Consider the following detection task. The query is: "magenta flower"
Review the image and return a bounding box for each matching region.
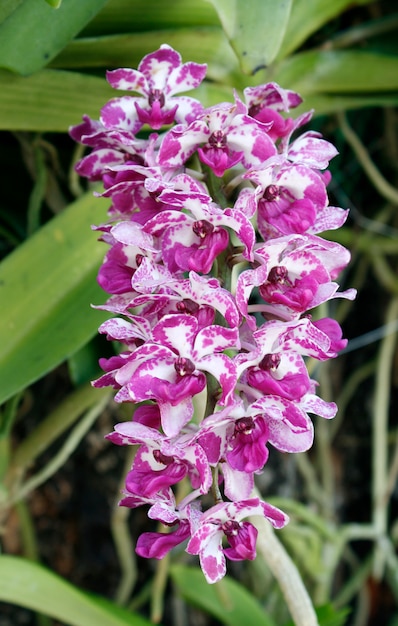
[144,208,230,274]
[101,44,207,131]
[159,96,276,176]
[245,351,312,401]
[136,519,192,559]
[107,421,212,495]
[95,220,160,295]
[279,111,339,170]
[126,266,240,329]
[108,314,238,436]
[186,498,287,583]
[69,115,148,181]
[143,196,255,273]
[136,499,202,559]
[99,167,210,224]
[198,401,270,475]
[244,82,302,140]
[235,234,356,325]
[199,392,321,471]
[243,161,328,237]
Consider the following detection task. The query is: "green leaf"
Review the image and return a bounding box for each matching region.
[45,0,62,6]
[171,565,276,626]
[294,93,398,117]
[278,525,323,580]
[50,29,239,84]
[0,0,24,24]
[272,50,398,95]
[0,69,117,132]
[207,0,293,73]
[0,191,110,406]
[283,603,351,626]
[67,337,108,386]
[0,0,109,75]
[278,0,376,59]
[81,0,220,36]
[0,555,153,626]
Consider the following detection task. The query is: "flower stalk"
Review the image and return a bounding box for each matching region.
[253,511,320,626]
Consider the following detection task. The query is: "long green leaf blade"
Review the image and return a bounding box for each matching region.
[51,28,239,81]
[0,0,108,74]
[50,30,239,85]
[0,0,24,24]
[273,50,398,94]
[171,565,276,626]
[0,555,153,626]
[0,191,109,405]
[82,0,219,36]
[0,69,116,131]
[293,93,398,116]
[208,0,292,73]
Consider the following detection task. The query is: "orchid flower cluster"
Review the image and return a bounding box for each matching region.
[70,45,355,584]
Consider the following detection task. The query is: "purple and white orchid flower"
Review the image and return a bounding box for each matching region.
[69,44,355,584]
[101,44,207,131]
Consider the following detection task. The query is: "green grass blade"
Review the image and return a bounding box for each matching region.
[0,555,153,626]
[0,0,108,74]
[0,0,24,24]
[0,69,116,131]
[171,564,277,626]
[0,191,109,405]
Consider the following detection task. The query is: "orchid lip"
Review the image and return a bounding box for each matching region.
[267,266,289,284]
[234,416,255,435]
[192,219,215,238]
[174,357,196,377]
[221,520,241,536]
[208,130,227,148]
[259,353,281,371]
[153,450,174,465]
[148,89,166,107]
[263,184,279,201]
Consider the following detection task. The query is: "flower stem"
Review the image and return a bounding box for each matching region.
[7,393,109,506]
[112,446,137,606]
[372,296,398,578]
[337,112,398,206]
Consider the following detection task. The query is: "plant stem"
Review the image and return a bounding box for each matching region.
[372,296,398,579]
[251,488,319,626]
[151,547,170,623]
[9,384,110,474]
[337,112,398,206]
[7,393,109,506]
[27,138,47,236]
[112,446,137,606]
[0,391,23,481]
